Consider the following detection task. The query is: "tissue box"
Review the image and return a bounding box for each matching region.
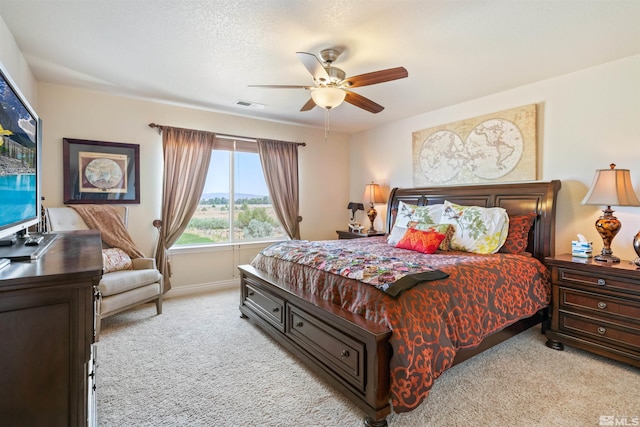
[572,241,593,258]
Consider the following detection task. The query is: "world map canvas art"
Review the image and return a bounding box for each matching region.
[412,104,537,186]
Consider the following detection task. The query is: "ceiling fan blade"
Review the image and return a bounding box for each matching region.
[296,52,329,81]
[248,84,311,89]
[300,98,316,111]
[342,67,408,88]
[344,90,384,114]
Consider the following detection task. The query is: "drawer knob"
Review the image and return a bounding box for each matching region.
[272,307,280,313]
[597,302,607,310]
[248,291,255,296]
[597,327,606,335]
[340,349,350,359]
[597,278,606,286]
[295,321,304,328]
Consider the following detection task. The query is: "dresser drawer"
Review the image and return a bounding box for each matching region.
[559,311,640,350]
[287,305,366,391]
[243,278,285,332]
[559,287,640,322]
[557,268,640,295]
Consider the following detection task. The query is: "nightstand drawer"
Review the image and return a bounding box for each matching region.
[557,268,639,294]
[560,287,640,322]
[559,312,640,350]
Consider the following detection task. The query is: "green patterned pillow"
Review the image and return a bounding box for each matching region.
[387,201,444,246]
[393,201,443,228]
[438,201,509,254]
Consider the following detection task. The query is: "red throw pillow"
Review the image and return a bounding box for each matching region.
[396,227,447,254]
[499,213,537,254]
[416,224,454,251]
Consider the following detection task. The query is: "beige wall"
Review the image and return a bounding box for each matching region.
[35,84,350,293]
[350,54,640,262]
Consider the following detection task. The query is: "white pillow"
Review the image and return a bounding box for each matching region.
[438,201,509,254]
[387,202,444,245]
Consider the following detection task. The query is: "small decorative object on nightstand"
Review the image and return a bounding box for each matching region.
[347,202,365,233]
[348,223,364,233]
[545,254,640,367]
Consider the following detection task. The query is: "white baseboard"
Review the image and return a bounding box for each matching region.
[165,278,240,298]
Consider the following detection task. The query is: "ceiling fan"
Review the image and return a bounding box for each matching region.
[249,48,408,113]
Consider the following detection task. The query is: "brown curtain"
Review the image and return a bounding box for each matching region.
[155,127,216,291]
[257,139,301,240]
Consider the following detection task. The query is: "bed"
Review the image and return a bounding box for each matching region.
[238,180,561,426]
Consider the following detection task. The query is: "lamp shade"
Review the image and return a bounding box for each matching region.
[311,87,346,109]
[581,164,640,207]
[362,182,384,205]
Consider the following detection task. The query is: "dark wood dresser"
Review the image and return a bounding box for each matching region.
[545,254,639,367]
[0,230,103,426]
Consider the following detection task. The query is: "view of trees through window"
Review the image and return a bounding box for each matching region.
[175,149,286,246]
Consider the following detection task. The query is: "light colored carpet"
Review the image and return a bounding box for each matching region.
[97,288,638,427]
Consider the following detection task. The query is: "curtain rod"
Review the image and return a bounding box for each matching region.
[148,123,306,147]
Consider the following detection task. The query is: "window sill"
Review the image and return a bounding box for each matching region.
[169,238,286,255]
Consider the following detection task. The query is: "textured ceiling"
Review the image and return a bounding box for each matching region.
[0,0,639,133]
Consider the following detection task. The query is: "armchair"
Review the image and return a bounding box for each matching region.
[45,206,163,338]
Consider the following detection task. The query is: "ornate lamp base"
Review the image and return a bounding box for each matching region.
[367,206,378,233]
[594,253,621,263]
[594,207,621,263]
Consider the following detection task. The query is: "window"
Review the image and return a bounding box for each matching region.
[174,142,286,246]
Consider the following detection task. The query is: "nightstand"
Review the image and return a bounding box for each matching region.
[336,230,386,239]
[545,254,640,367]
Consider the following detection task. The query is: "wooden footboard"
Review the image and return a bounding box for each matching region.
[239,264,392,425]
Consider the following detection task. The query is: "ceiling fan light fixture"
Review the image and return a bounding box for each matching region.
[311,87,346,109]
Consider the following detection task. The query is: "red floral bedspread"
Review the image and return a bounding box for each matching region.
[251,237,551,413]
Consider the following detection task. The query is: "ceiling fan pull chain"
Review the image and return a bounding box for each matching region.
[324,108,331,143]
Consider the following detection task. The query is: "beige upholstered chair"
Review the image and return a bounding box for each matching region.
[46,206,163,338]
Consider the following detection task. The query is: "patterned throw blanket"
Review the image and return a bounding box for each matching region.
[71,205,145,258]
[260,240,448,296]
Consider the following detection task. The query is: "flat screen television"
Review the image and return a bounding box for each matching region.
[0,61,42,242]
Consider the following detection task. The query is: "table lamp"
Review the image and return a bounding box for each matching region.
[581,164,640,263]
[362,182,384,234]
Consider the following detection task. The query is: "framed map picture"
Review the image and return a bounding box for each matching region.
[63,138,140,204]
[412,104,537,186]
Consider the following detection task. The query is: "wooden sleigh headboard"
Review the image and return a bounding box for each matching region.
[386,180,562,263]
